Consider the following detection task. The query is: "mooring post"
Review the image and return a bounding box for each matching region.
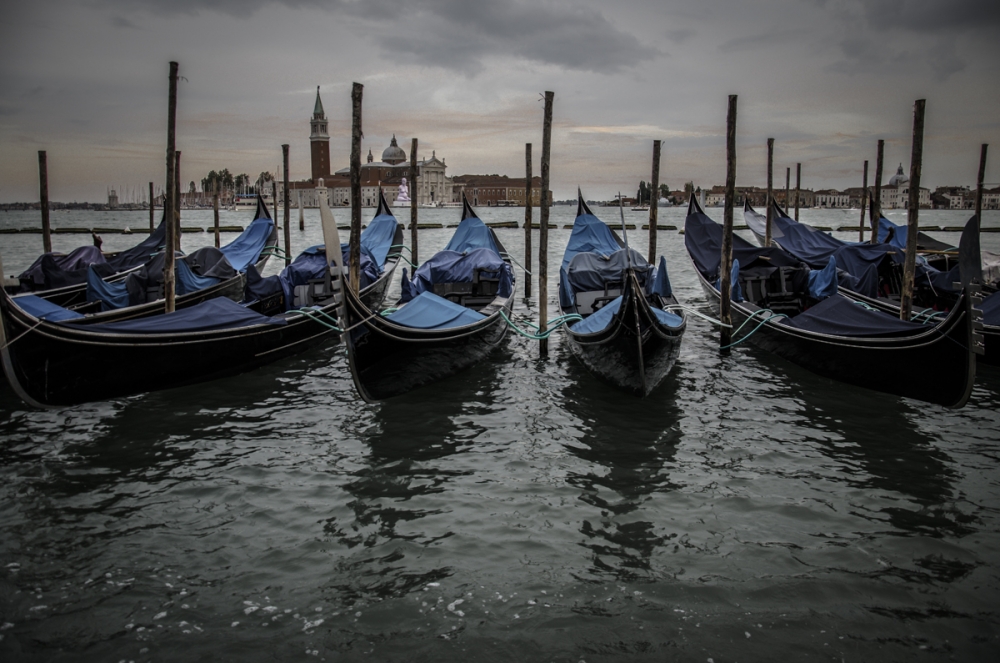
[784,167,790,213]
[649,140,661,261]
[174,151,181,252]
[271,179,278,253]
[524,143,533,298]
[149,181,155,232]
[765,138,774,246]
[538,91,554,357]
[213,183,220,248]
[282,144,291,267]
[976,144,988,228]
[349,82,363,295]
[794,162,801,221]
[720,95,738,353]
[409,137,418,265]
[298,190,305,231]
[899,99,926,321]
[859,160,869,242]
[37,151,51,254]
[872,139,884,244]
[163,62,178,313]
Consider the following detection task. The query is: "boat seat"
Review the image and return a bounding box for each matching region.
[764,266,805,315]
[432,268,501,308]
[293,278,336,308]
[146,284,164,304]
[575,281,623,315]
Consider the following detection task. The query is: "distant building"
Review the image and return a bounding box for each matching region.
[879,164,930,209]
[107,189,119,209]
[451,175,551,207]
[814,189,849,208]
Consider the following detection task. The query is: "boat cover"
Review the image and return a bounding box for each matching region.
[384,291,487,330]
[219,215,275,272]
[17,246,108,290]
[243,263,284,302]
[443,217,502,256]
[651,256,672,298]
[685,209,802,282]
[807,256,839,300]
[105,216,168,271]
[713,259,744,302]
[565,248,651,302]
[86,266,130,311]
[979,289,1000,326]
[400,248,513,303]
[779,295,930,337]
[361,213,399,266]
[570,295,683,335]
[77,297,286,335]
[559,212,623,307]
[11,294,85,322]
[878,217,954,252]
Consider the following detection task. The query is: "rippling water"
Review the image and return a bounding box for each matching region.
[1,206,999,661]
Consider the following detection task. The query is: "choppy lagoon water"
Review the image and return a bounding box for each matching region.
[1,205,999,661]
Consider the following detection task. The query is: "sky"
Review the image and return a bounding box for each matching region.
[1,0,999,203]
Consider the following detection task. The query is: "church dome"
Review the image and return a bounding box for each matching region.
[382,135,407,165]
[888,163,909,187]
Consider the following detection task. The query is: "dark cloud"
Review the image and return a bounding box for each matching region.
[664,28,695,44]
[99,0,659,73]
[718,29,796,53]
[111,15,138,28]
[861,0,1000,32]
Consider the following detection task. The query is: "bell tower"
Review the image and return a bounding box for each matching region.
[310,86,330,182]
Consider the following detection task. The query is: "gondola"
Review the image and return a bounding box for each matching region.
[685,195,979,408]
[744,198,1000,366]
[344,195,515,402]
[559,192,686,396]
[0,194,346,408]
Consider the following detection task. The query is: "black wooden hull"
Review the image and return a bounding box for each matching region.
[565,273,685,397]
[694,270,976,408]
[344,286,512,402]
[0,290,339,408]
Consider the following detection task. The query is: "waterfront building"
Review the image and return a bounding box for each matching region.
[451,175,550,207]
[879,164,930,209]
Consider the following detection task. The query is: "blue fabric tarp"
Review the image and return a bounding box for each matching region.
[86,266,130,311]
[564,248,650,302]
[779,295,930,337]
[18,245,108,289]
[78,297,286,335]
[176,257,222,295]
[980,289,1000,326]
[570,295,682,335]
[559,213,623,307]
[384,291,487,330]
[106,216,167,271]
[400,248,514,303]
[878,217,955,252]
[651,256,672,298]
[807,256,839,300]
[713,259,744,302]
[361,213,399,266]
[444,217,502,256]
[12,295,84,322]
[220,216,274,272]
[685,209,802,282]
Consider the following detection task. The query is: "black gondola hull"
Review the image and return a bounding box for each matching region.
[695,271,975,408]
[0,292,339,407]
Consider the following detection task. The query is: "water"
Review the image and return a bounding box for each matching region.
[1,205,999,661]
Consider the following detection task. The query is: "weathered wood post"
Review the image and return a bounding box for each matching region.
[349,82,363,295]
[899,99,926,321]
[298,190,305,231]
[174,151,181,252]
[784,167,790,213]
[858,160,869,242]
[538,91,554,356]
[149,181,155,232]
[37,151,51,254]
[765,138,774,246]
[524,143,532,298]
[282,144,291,267]
[213,182,220,248]
[872,139,884,244]
[648,140,661,261]
[720,95,738,353]
[975,144,988,226]
[271,179,278,249]
[410,138,418,265]
[163,62,178,313]
[794,162,801,221]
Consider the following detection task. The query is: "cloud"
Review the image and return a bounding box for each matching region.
[111,15,138,28]
[718,29,797,53]
[860,0,1000,32]
[664,28,695,43]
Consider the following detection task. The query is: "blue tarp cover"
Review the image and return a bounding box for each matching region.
[12,295,84,322]
[384,291,487,330]
[779,295,930,337]
[877,217,954,252]
[685,209,802,282]
[400,248,514,303]
[443,216,502,256]
[570,295,683,335]
[220,215,274,272]
[807,256,839,300]
[559,213,623,307]
[176,257,222,295]
[18,246,107,288]
[79,297,286,335]
[106,217,167,271]
[361,213,398,266]
[86,266,130,311]
[651,256,672,298]
[714,259,744,302]
[564,248,651,305]
[980,290,1000,326]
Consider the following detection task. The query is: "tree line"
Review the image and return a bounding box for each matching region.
[199,170,274,194]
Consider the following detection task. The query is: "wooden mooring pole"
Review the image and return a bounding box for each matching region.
[349,82,363,295]
[410,138,418,265]
[858,160,869,242]
[648,140,661,261]
[174,151,181,252]
[524,143,532,298]
[163,61,178,314]
[872,139,884,244]
[298,190,305,231]
[538,91,554,357]
[720,95,737,353]
[899,99,926,321]
[149,182,155,232]
[282,144,291,266]
[794,162,801,221]
[213,183,220,248]
[976,144,988,226]
[784,167,790,213]
[765,138,774,246]
[37,151,51,254]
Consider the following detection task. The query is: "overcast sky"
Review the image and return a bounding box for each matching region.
[1,0,998,202]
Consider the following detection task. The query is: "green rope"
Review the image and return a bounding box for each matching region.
[500,310,582,340]
[292,307,343,332]
[262,245,290,259]
[663,304,731,328]
[720,308,788,350]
